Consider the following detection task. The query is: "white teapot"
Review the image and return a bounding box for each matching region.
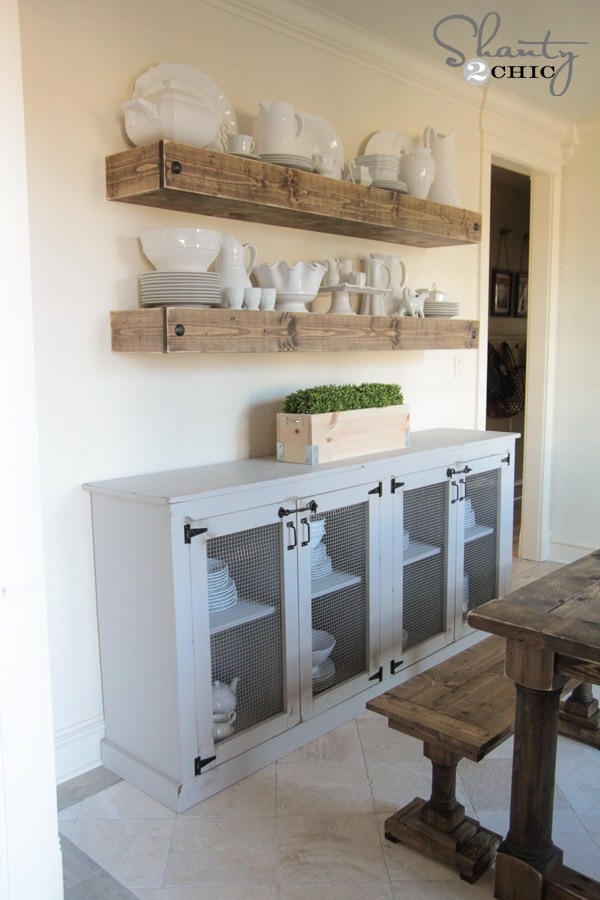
[212,677,239,715]
[214,236,257,289]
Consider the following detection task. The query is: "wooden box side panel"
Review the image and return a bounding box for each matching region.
[277,405,410,464]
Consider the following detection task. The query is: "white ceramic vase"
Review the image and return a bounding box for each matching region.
[399,148,436,200]
[423,127,460,207]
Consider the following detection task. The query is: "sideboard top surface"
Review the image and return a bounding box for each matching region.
[84,428,518,505]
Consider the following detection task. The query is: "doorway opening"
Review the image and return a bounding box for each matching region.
[486,166,531,554]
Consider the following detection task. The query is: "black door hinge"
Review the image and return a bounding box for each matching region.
[391,479,404,494]
[502,452,511,465]
[390,659,403,675]
[194,754,216,776]
[368,666,384,683]
[368,483,383,497]
[184,525,208,544]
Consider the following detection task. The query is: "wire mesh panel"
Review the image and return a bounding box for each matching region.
[207,523,283,734]
[463,470,499,618]
[403,482,447,650]
[310,503,367,695]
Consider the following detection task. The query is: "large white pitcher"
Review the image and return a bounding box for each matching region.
[214,235,257,289]
[423,127,460,207]
[371,253,407,313]
[257,101,304,155]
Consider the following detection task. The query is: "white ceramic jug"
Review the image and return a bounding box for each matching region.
[371,253,407,313]
[212,677,239,715]
[423,127,460,207]
[257,101,304,155]
[214,236,257,289]
[399,147,436,200]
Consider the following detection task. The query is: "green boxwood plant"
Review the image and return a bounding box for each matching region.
[283,382,404,415]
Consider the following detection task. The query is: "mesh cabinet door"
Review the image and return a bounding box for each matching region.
[460,466,501,625]
[189,503,301,765]
[297,483,381,717]
[400,476,451,661]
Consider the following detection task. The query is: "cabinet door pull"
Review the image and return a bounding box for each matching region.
[451,481,460,504]
[286,521,297,550]
[300,517,311,547]
[459,478,467,501]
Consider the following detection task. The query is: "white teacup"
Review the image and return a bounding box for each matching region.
[347,160,373,186]
[259,288,277,310]
[227,133,256,155]
[349,272,367,288]
[223,286,244,309]
[213,710,236,742]
[243,287,261,309]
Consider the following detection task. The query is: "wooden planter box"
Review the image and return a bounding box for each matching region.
[276,405,410,465]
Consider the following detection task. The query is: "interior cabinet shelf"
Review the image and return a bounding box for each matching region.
[209,599,275,635]
[311,570,361,600]
[106,141,482,248]
[110,307,479,353]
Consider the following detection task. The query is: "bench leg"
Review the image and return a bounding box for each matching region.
[384,742,502,884]
[559,681,600,749]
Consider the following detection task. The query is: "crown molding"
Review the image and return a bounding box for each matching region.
[576,120,600,142]
[201,0,576,165]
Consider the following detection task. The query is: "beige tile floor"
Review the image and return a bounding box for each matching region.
[58,558,600,899]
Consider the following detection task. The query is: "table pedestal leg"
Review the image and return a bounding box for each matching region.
[495,684,564,899]
[384,743,501,883]
[559,681,600,749]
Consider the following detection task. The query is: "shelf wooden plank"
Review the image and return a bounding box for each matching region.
[106,141,482,248]
[110,308,479,354]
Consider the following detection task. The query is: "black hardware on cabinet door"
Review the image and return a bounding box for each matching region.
[450,481,460,504]
[184,525,208,543]
[459,478,466,501]
[194,754,216,776]
[278,500,318,518]
[446,465,472,477]
[300,517,311,547]
[368,483,383,497]
[368,666,384,683]
[286,521,297,550]
[391,479,405,493]
[502,452,512,465]
[390,659,403,675]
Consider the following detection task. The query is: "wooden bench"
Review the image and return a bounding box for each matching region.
[367,636,577,884]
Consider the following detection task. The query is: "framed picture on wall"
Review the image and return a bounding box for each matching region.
[490,269,512,316]
[514,272,528,317]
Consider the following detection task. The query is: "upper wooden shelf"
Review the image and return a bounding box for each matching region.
[106,141,482,248]
[110,307,479,354]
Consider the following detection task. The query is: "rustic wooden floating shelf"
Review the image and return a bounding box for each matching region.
[110,307,479,354]
[106,141,482,248]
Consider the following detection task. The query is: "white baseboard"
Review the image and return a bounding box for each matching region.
[54,715,104,784]
[547,540,595,565]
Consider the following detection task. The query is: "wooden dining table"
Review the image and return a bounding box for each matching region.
[468,549,600,900]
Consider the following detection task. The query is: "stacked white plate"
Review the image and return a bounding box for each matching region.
[139,272,222,307]
[371,179,408,193]
[464,498,476,529]
[312,657,335,687]
[207,558,238,612]
[311,541,333,579]
[424,300,460,318]
[260,153,314,172]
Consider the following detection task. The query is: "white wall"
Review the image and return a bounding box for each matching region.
[0,0,63,895]
[550,127,600,561]
[16,0,592,779]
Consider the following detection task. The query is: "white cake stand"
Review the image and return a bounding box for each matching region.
[318,283,392,315]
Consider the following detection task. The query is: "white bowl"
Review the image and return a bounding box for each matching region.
[254,261,325,312]
[140,228,222,272]
[312,629,336,666]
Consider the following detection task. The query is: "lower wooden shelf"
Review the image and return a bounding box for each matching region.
[110,308,480,354]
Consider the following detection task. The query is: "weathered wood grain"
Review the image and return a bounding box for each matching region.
[110,307,479,354]
[106,141,482,247]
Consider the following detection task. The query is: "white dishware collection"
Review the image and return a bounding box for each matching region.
[122,63,460,203]
[126,63,462,313]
